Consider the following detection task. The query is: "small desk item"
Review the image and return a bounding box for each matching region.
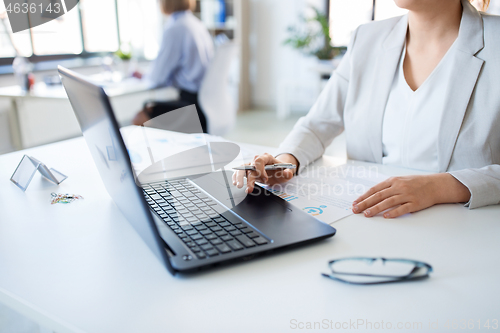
[321,257,433,285]
[50,193,84,205]
[232,163,296,171]
[10,155,67,191]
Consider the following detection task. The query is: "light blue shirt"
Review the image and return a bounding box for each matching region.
[144,11,214,93]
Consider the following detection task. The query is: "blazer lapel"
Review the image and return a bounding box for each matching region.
[437,0,485,172]
[367,15,408,163]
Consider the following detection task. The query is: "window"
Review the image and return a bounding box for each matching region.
[116,0,162,60]
[80,0,119,53]
[0,2,32,58]
[328,0,372,47]
[328,0,408,47]
[30,7,83,55]
[0,0,161,65]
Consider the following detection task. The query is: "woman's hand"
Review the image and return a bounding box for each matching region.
[132,71,143,79]
[232,153,298,194]
[352,173,471,218]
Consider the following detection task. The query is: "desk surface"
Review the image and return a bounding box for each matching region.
[1,132,499,333]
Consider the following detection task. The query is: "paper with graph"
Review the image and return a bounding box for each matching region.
[262,164,389,224]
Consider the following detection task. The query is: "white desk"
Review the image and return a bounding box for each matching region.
[1,131,499,333]
[0,80,177,150]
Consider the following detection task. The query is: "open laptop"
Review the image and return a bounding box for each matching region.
[58,66,336,274]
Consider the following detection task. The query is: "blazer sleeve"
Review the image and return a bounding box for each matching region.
[448,165,500,209]
[275,28,359,173]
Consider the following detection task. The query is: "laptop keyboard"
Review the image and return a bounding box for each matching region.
[142,179,269,259]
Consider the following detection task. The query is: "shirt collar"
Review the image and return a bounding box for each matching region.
[455,0,484,55]
[171,10,190,20]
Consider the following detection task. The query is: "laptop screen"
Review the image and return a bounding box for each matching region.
[58,66,171,271]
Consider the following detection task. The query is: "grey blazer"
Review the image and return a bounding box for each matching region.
[277,0,500,209]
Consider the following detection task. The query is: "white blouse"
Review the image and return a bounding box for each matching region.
[382,41,457,172]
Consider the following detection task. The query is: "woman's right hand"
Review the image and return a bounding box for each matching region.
[132,71,143,79]
[232,153,298,194]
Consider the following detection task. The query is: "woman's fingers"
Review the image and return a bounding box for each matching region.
[353,175,436,218]
[246,154,277,193]
[246,170,264,193]
[353,187,394,214]
[267,168,294,184]
[383,203,413,219]
[362,195,404,217]
[253,154,274,181]
[354,178,393,205]
[233,170,246,188]
[233,160,255,188]
[232,153,295,194]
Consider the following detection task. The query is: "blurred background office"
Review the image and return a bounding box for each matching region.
[0,0,499,155]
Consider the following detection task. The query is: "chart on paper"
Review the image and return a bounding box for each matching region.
[262,164,389,224]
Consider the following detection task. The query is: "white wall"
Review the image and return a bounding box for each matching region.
[248,0,325,112]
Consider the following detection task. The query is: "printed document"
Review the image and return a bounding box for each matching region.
[262,164,389,224]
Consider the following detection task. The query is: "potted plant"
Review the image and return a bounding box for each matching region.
[284,7,345,62]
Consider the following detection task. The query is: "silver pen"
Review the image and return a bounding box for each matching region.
[232,163,296,171]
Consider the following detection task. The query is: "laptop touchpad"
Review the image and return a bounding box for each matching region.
[192,172,289,219]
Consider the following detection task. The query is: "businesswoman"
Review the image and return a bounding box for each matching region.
[132,0,214,133]
[235,0,500,218]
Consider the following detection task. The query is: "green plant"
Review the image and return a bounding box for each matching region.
[284,7,343,60]
[115,48,132,61]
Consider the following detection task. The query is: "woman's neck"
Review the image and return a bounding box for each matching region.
[407,1,462,47]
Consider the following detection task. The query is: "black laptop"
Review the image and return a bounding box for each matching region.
[58,66,336,274]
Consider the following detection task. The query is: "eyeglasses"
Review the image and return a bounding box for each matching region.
[322,257,433,285]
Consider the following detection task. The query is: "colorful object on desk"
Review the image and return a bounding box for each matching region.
[50,193,84,205]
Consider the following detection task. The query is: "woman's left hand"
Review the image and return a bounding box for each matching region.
[352,173,471,219]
